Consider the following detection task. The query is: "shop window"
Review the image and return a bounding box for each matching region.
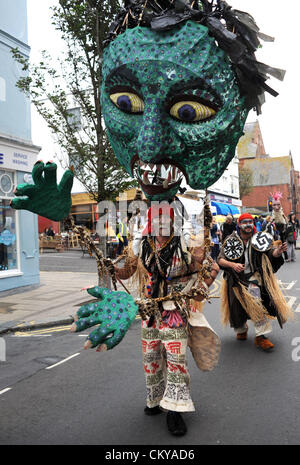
[0,171,18,272]
[0,172,14,197]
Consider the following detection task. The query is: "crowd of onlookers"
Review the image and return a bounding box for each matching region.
[42,209,299,263]
[210,212,299,263]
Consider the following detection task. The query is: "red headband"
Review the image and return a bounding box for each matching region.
[238,213,254,224]
[142,205,175,236]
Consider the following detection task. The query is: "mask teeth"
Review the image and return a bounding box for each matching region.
[162,179,169,189]
[135,159,183,186]
[143,171,150,185]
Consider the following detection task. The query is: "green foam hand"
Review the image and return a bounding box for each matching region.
[70,286,139,351]
[10,161,74,221]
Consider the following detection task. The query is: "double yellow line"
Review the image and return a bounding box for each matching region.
[14,325,72,337]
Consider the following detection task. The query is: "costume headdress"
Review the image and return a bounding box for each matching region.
[104,0,285,114]
[271,191,283,202]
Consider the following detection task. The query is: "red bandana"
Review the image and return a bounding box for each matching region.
[142,205,175,236]
[238,213,254,224]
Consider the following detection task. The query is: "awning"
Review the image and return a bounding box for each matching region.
[228,204,240,215]
[211,201,231,215]
[211,201,240,216]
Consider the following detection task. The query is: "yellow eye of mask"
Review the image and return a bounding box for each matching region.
[110,92,144,114]
[170,100,216,122]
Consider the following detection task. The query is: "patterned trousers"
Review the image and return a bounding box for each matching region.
[141,317,195,412]
[235,318,272,336]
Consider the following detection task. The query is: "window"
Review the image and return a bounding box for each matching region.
[230,176,238,195]
[0,171,18,272]
[0,77,6,102]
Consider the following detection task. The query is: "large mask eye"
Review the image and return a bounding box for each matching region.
[170,100,216,122]
[110,92,144,114]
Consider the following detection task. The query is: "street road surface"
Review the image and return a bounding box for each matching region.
[1,253,300,445]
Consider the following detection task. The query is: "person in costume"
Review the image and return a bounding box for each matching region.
[218,213,293,350]
[9,0,286,436]
[271,191,288,260]
[113,203,220,435]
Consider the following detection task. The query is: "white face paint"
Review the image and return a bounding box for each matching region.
[239,220,254,233]
[272,201,281,212]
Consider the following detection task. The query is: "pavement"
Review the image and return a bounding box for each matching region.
[0,271,99,335]
[0,247,137,336]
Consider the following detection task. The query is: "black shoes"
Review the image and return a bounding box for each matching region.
[144,405,163,416]
[144,406,188,436]
[166,411,187,436]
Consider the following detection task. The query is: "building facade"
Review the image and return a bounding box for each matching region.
[180,152,241,217]
[0,0,40,292]
[208,155,241,215]
[237,121,300,216]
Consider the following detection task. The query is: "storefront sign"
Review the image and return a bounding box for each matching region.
[0,142,38,173]
[209,193,242,207]
[0,229,16,246]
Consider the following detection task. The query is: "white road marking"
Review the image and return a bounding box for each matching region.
[285,296,297,309]
[279,280,297,290]
[45,353,80,370]
[11,334,52,338]
[0,387,12,395]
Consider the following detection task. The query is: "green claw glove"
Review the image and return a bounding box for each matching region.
[71,287,139,351]
[10,161,74,221]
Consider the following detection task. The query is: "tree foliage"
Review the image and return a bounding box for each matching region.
[12,0,137,203]
[239,165,254,198]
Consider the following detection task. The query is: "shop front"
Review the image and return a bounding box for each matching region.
[70,193,98,232]
[209,193,241,217]
[0,136,40,292]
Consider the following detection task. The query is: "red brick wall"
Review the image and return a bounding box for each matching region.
[38,216,60,234]
[241,184,293,216]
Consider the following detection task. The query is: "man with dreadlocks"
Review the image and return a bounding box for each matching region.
[114,203,220,436]
[218,213,293,350]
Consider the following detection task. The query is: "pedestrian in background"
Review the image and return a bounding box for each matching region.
[210,217,221,261]
[116,216,129,256]
[221,214,236,243]
[45,226,55,238]
[255,216,263,232]
[286,213,297,262]
[264,215,276,238]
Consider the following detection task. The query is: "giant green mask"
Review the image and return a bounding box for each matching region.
[101,21,248,200]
